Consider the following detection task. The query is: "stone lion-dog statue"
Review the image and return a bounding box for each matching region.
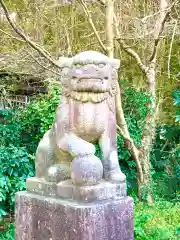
[35,51,126,186]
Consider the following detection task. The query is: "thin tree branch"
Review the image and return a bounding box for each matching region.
[0,28,25,42]
[149,13,170,62]
[149,0,178,62]
[114,11,148,74]
[116,38,148,74]
[116,125,143,183]
[168,19,177,78]
[97,0,148,74]
[78,0,107,53]
[141,3,178,23]
[0,0,61,69]
[105,0,114,58]
[25,50,62,77]
[97,0,105,5]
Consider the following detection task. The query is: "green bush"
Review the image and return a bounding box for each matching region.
[151,125,180,200]
[0,223,15,240]
[0,146,34,214]
[0,84,60,214]
[0,84,60,152]
[117,80,152,194]
[173,89,180,122]
[150,89,180,200]
[134,201,180,240]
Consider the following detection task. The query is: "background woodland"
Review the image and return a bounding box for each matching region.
[0,0,179,239]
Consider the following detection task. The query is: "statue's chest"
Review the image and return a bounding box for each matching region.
[69,101,108,139]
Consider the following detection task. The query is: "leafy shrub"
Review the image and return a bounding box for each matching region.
[0,146,34,214]
[0,223,15,240]
[173,89,180,122]
[117,80,152,193]
[134,201,180,240]
[0,84,60,152]
[0,84,60,214]
[151,125,180,200]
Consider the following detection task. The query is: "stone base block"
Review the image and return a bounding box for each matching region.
[26,177,127,202]
[16,191,134,240]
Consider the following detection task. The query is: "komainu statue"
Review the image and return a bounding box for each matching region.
[35,51,126,185]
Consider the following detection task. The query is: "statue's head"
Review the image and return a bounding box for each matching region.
[58,51,120,103]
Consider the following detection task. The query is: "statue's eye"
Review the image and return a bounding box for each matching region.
[99,64,105,68]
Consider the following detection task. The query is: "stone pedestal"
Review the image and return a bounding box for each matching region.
[16,178,134,240]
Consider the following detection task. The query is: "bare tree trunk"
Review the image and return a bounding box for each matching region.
[138,0,169,203]
[140,71,155,203]
[105,0,144,195]
[105,0,114,58]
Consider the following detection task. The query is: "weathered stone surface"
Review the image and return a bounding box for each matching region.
[35,129,56,178]
[26,177,57,197]
[45,163,71,182]
[26,177,127,202]
[66,133,96,156]
[71,154,103,186]
[35,50,125,184]
[16,192,134,240]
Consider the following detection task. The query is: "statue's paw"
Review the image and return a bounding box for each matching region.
[45,163,70,183]
[105,169,126,183]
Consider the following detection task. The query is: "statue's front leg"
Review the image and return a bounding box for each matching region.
[99,118,126,183]
[35,129,56,179]
[46,133,103,185]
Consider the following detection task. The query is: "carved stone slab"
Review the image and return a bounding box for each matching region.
[26,177,127,202]
[16,192,134,240]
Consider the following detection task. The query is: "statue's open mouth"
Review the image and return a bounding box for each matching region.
[75,89,107,93]
[72,78,109,94]
[70,91,108,103]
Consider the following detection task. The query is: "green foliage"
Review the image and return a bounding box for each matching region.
[17,84,60,152]
[0,84,60,214]
[173,89,180,122]
[0,109,15,118]
[121,83,152,146]
[116,80,152,193]
[151,125,180,200]
[0,146,34,214]
[150,89,180,200]
[0,223,15,240]
[134,201,180,240]
[0,84,60,152]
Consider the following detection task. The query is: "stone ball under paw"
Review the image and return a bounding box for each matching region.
[71,154,103,186]
[45,164,70,183]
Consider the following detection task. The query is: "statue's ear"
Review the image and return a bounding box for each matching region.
[109,59,120,70]
[56,57,73,81]
[61,67,70,77]
[56,57,73,68]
